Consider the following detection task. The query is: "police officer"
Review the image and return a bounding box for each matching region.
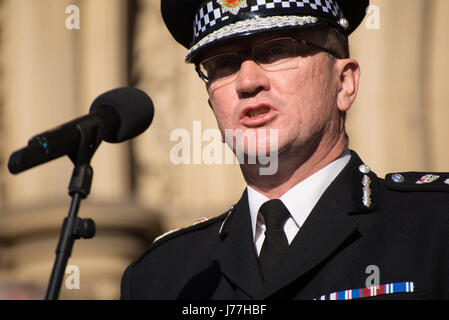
[121,0,449,300]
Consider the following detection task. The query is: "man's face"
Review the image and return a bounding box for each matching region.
[206,28,344,162]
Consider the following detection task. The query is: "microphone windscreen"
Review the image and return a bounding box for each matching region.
[89,87,154,143]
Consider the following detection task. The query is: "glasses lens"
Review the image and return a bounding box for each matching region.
[200,53,240,82]
[195,38,334,83]
[295,39,321,56]
[253,38,296,68]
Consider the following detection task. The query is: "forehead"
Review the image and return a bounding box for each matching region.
[194,26,328,61]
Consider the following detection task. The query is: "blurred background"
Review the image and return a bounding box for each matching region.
[0,0,447,299]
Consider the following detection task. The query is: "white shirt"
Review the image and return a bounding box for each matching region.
[247,150,351,256]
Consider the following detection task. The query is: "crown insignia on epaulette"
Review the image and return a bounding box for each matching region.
[416,174,439,184]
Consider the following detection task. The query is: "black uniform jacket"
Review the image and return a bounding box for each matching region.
[121,151,449,300]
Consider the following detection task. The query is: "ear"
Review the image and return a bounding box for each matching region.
[336,58,360,112]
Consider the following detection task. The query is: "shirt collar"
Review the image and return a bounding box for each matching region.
[247,150,352,238]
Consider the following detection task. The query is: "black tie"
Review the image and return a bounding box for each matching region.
[258,199,290,279]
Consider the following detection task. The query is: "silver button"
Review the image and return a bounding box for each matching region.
[359,164,371,174]
[339,18,349,29]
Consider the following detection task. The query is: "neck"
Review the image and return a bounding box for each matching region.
[241,133,349,199]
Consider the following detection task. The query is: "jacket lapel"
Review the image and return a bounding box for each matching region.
[258,191,358,298]
[212,151,378,299]
[258,151,378,299]
[212,191,265,298]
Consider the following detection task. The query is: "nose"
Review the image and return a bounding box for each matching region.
[235,59,270,97]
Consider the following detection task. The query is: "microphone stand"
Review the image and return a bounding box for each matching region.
[45,121,102,300]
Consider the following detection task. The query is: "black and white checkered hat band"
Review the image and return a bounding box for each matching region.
[188,0,345,61]
[194,0,342,40]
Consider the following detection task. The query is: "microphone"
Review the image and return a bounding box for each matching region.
[8,87,154,174]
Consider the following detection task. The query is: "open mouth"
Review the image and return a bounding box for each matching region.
[239,103,277,127]
[247,106,271,118]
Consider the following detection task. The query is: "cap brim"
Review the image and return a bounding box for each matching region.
[186,15,326,62]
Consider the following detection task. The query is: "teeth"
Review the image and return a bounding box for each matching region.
[248,106,270,118]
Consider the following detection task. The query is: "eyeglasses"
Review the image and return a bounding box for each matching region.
[195,37,341,84]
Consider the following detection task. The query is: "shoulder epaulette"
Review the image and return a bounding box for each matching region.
[152,215,223,245]
[132,209,232,263]
[145,206,235,249]
[385,172,449,192]
[152,216,220,244]
[152,216,221,243]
